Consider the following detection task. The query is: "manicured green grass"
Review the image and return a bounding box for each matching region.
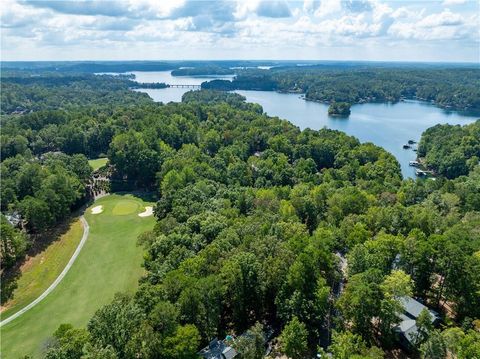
[112,200,141,215]
[1,220,84,320]
[88,157,108,171]
[1,194,155,359]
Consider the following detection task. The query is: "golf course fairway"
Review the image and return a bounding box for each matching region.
[1,194,155,359]
[1,219,84,320]
[88,157,108,171]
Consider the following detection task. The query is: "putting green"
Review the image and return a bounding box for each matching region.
[1,194,155,359]
[112,200,140,215]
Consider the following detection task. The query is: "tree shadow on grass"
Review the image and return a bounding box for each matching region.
[1,268,20,305]
[0,216,80,306]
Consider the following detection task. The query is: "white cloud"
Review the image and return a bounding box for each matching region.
[234,0,291,19]
[126,0,186,18]
[419,9,464,27]
[303,0,320,13]
[388,9,475,41]
[442,0,467,6]
[1,0,478,62]
[256,1,291,18]
[370,0,393,22]
[391,6,422,20]
[0,0,45,28]
[313,0,342,18]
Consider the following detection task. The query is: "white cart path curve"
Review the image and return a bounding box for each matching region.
[1,216,90,327]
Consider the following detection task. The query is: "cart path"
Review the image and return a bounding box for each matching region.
[1,216,90,327]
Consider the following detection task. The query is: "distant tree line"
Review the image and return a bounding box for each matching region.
[171,66,234,76]
[1,60,276,74]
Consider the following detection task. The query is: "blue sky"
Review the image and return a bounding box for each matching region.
[1,0,479,62]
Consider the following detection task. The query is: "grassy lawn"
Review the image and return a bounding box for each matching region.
[1,194,155,359]
[88,157,108,171]
[1,219,84,320]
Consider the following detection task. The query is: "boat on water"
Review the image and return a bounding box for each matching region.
[409,161,420,167]
[416,169,428,177]
[408,140,417,145]
[403,144,411,149]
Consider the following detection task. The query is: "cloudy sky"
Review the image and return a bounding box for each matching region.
[1,0,479,62]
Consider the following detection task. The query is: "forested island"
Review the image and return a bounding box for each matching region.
[1,70,480,359]
[132,82,168,89]
[328,102,351,117]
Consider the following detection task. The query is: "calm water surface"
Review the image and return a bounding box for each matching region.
[130,71,234,103]
[126,71,479,178]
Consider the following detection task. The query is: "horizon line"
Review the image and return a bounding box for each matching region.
[2,59,479,65]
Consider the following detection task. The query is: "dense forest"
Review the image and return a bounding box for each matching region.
[0,153,91,273]
[1,71,479,359]
[418,121,480,179]
[45,90,480,358]
[201,67,480,112]
[0,72,154,114]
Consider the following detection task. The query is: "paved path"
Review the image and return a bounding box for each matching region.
[0,216,90,327]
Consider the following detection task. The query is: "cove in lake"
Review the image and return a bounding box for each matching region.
[124,71,478,179]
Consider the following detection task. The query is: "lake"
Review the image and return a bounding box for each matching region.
[130,71,234,103]
[125,71,479,178]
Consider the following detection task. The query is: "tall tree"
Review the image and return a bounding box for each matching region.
[278,317,308,359]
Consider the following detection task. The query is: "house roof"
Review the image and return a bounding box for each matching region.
[397,314,418,342]
[398,325,418,344]
[396,297,440,346]
[399,297,439,322]
[5,213,22,226]
[198,339,238,359]
[398,314,415,329]
[222,347,238,359]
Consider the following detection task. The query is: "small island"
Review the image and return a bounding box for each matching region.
[328,102,351,117]
[131,82,168,89]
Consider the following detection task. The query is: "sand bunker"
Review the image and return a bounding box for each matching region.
[138,206,153,217]
[91,205,103,214]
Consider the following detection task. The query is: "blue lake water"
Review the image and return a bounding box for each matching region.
[122,71,479,178]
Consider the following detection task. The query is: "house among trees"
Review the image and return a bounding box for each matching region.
[395,297,440,349]
[198,338,238,359]
[5,212,22,227]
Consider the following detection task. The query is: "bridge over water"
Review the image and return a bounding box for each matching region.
[167,84,201,88]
